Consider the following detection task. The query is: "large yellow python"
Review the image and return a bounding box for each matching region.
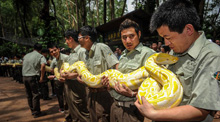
[137,53,183,109]
[55,53,183,109]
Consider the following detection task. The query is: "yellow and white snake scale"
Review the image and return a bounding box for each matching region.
[55,53,183,109]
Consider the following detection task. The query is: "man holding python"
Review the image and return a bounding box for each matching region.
[103,19,155,122]
[134,0,220,121]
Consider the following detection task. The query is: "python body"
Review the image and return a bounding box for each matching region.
[55,53,183,109]
[138,53,183,109]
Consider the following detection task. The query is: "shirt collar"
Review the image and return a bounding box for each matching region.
[70,45,81,53]
[89,42,96,58]
[122,42,143,55]
[173,31,206,59]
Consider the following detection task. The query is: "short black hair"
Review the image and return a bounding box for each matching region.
[64,29,79,42]
[79,25,97,42]
[119,19,140,36]
[34,43,42,51]
[47,43,59,49]
[150,0,201,33]
[41,48,49,54]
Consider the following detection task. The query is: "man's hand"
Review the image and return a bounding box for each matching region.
[48,75,55,80]
[39,77,44,83]
[134,96,156,118]
[58,77,66,82]
[77,75,85,84]
[101,76,111,89]
[114,81,137,97]
[61,71,78,79]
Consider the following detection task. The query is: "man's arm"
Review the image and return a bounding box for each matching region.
[135,96,209,121]
[39,63,46,83]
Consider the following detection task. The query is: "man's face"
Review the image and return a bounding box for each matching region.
[49,47,60,59]
[216,40,220,46]
[151,43,158,51]
[65,37,74,48]
[121,27,140,51]
[157,25,192,53]
[78,33,86,48]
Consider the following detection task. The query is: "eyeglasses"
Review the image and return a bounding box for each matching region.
[78,36,91,40]
[78,36,85,39]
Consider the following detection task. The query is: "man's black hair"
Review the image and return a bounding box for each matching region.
[34,43,42,51]
[150,0,201,33]
[79,25,97,42]
[47,43,59,49]
[41,48,49,54]
[64,29,79,43]
[119,19,140,36]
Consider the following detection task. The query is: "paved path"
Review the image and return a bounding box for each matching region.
[0,77,220,122]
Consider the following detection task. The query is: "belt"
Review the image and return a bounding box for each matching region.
[89,88,107,93]
[115,100,135,108]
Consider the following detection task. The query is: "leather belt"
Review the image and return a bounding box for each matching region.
[115,100,134,108]
[89,88,107,93]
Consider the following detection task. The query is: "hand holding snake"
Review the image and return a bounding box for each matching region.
[55,53,183,109]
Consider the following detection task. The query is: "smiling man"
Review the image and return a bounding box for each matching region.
[134,0,220,122]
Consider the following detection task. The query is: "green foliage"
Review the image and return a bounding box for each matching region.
[0,42,28,57]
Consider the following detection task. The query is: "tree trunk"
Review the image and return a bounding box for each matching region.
[0,4,5,37]
[16,1,28,38]
[121,0,127,16]
[103,0,107,24]
[96,0,100,26]
[75,0,79,30]
[65,0,71,26]
[110,0,115,20]
[81,0,86,26]
[192,0,205,26]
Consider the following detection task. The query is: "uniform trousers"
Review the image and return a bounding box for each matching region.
[64,79,90,122]
[88,89,113,122]
[23,76,41,114]
[54,80,64,109]
[110,101,144,122]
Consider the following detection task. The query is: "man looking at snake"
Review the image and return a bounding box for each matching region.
[77,25,119,122]
[60,29,90,122]
[134,0,220,121]
[102,19,155,122]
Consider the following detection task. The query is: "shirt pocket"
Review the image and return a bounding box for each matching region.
[125,63,140,73]
[182,60,195,80]
[93,57,102,74]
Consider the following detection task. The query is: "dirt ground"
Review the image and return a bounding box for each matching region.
[0,76,220,122]
[0,77,65,122]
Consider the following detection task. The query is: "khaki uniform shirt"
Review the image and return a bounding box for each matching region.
[22,50,47,76]
[168,31,220,122]
[110,43,155,102]
[50,53,69,80]
[68,45,86,65]
[85,42,119,75]
[67,45,86,80]
[50,53,69,70]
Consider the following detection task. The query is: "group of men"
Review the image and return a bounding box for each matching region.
[22,0,220,121]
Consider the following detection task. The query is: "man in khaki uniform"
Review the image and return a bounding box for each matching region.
[135,0,220,121]
[22,43,47,118]
[77,25,119,122]
[102,19,155,122]
[61,29,90,122]
[48,44,69,113]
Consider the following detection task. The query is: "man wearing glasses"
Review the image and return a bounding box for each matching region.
[60,29,90,122]
[77,25,119,122]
